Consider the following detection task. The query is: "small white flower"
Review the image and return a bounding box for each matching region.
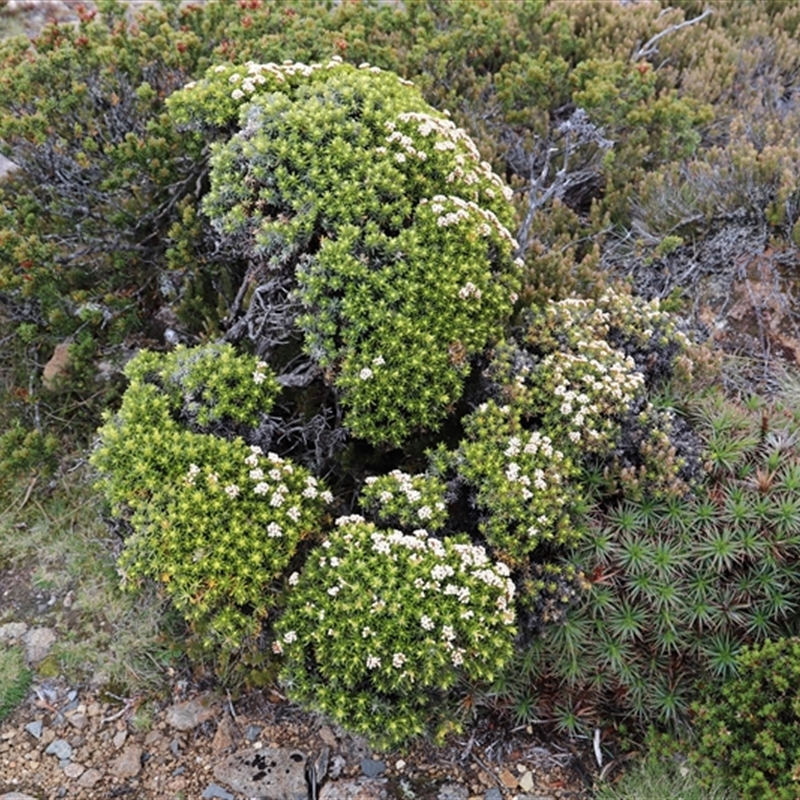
[270,493,285,507]
[287,506,301,522]
[224,484,240,498]
[288,572,300,586]
[283,630,297,643]
[302,487,319,499]
[417,505,432,520]
[272,641,284,654]
[320,490,334,504]
[253,370,266,384]
[254,482,270,495]
[420,615,435,631]
[359,367,373,381]
[372,355,385,366]
[366,655,381,669]
[392,652,407,668]
[327,586,340,597]
[267,522,283,538]
[250,468,264,481]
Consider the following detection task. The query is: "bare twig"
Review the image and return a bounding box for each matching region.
[633,8,713,62]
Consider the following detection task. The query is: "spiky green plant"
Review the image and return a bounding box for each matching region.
[496,391,800,734]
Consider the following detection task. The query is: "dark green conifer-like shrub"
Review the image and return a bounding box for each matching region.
[692,637,800,800]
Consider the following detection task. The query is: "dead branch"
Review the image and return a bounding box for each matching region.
[633,8,714,62]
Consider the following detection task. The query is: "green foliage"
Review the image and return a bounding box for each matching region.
[0,645,30,722]
[360,470,449,533]
[275,517,516,748]
[169,59,520,447]
[437,399,582,563]
[0,420,58,483]
[92,346,331,650]
[693,637,800,800]
[508,393,800,733]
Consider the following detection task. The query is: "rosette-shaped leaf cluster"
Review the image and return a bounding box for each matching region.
[275,517,516,747]
[167,59,521,447]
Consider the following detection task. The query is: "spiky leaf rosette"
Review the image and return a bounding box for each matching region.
[275,517,516,747]
[508,397,800,733]
[167,60,521,447]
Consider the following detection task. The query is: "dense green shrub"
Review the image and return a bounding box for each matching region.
[693,637,800,800]
[275,517,515,747]
[167,58,520,447]
[91,344,334,649]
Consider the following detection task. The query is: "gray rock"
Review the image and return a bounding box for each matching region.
[22,626,57,664]
[24,720,43,739]
[319,778,389,800]
[202,784,235,800]
[109,743,143,778]
[0,793,40,800]
[245,723,263,741]
[437,784,468,800]
[0,153,19,180]
[166,695,219,731]
[44,739,72,760]
[484,790,502,800]
[0,622,28,641]
[213,747,307,800]
[77,768,103,789]
[328,754,346,781]
[361,758,386,779]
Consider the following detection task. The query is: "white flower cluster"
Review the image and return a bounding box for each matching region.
[458,281,482,300]
[395,112,513,202]
[252,360,270,385]
[424,194,518,251]
[360,470,448,530]
[542,340,645,446]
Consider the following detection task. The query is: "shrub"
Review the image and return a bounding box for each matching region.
[502,393,800,733]
[275,517,516,748]
[92,345,332,650]
[167,58,521,447]
[692,637,800,800]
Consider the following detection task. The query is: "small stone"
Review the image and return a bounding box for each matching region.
[0,793,39,800]
[45,739,72,760]
[87,702,103,717]
[244,723,262,741]
[318,725,338,748]
[23,627,57,664]
[319,778,389,800]
[66,713,88,730]
[519,772,534,793]
[77,768,103,789]
[144,729,164,747]
[395,759,406,772]
[42,341,72,390]
[109,744,143,778]
[166,695,219,731]
[113,729,127,749]
[202,784,235,800]
[213,747,307,800]
[212,717,235,752]
[170,738,181,757]
[328,754,346,781]
[63,762,85,779]
[0,622,28,641]
[484,789,503,800]
[361,758,386,778]
[438,784,468,800]
[500,769,518,790]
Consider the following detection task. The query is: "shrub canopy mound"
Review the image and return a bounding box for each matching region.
[4,0,800,773]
